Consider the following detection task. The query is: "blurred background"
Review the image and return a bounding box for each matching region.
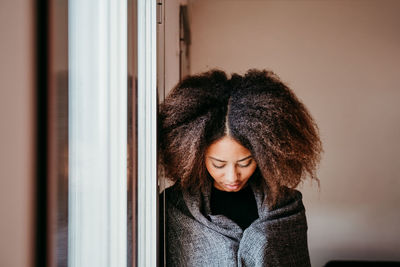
[1,1,35,267]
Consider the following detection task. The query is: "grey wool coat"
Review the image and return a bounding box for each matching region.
[160,178,311,267]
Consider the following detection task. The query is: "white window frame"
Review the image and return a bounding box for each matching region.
[137,0,158,266]
[67,0,158,266]
[68,0,128,266]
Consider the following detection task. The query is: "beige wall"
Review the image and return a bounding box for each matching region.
[0,1,35,267]
[164,0,182,97]
[189,0,400,266]
[161,0,189,99]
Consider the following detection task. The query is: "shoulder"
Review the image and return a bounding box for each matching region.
[159,183,188,211]
[160,183,182,201]
[266,188,306,220]
[279,188,304,206]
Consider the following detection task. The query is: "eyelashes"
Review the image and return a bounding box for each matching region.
[239,160,253,168]
[212,159,253,169]
[212,164,225,169]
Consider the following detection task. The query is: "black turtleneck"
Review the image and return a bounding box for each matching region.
[210,185,259,230]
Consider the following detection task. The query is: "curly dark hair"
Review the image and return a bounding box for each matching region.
[159,69,322,207]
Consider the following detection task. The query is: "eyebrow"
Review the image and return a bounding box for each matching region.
[209,155,252,163]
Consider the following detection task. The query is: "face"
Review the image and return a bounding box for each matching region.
[205,136,257,192]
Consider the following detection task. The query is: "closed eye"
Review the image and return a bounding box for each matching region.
[212,163,225,169]
[238,160,252,168]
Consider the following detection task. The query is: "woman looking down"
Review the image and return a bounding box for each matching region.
[159,69,322,267]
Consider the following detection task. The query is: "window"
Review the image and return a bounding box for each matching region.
[46,0,158,266]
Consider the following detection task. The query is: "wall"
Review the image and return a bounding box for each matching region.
[0,1,35,267]
[189,0,400,266]
[163,0,188,97]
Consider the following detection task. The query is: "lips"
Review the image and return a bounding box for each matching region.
[224,183,241,191]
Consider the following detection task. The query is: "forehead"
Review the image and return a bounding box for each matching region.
[205,136,251,160]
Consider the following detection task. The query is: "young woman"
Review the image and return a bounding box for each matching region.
[159,69,322,266]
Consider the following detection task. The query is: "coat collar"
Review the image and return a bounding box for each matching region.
[181,170,269,240]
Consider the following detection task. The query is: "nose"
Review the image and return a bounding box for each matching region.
[225,165,239,184]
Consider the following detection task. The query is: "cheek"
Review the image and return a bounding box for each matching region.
[205,161,218,179]
[206,163,227,182]
[243,164,257,179]
[205,161,212,174]
[208,168,222,180]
